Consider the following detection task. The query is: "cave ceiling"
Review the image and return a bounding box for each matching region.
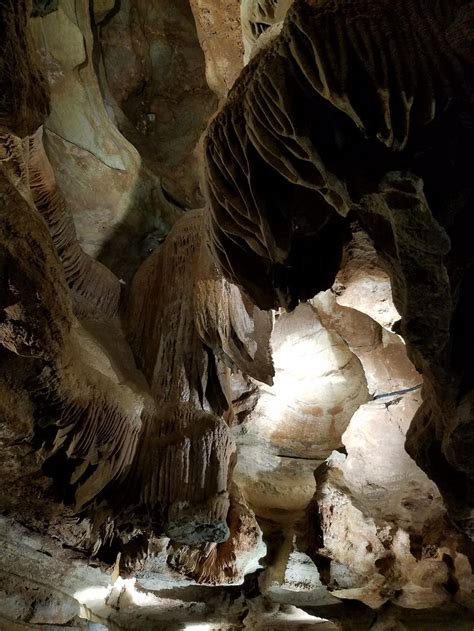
[0,1,473,629]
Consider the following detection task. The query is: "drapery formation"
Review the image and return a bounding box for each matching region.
[0,0,273,554]
[205,0,474,537]
[1,1,473,604]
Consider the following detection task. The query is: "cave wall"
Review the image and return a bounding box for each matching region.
[205,0,474,541]
[0,0,473,629]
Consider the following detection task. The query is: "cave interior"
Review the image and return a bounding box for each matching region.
[0,1,473,629]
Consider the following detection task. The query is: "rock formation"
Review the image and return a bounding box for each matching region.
[190,0,244,99]
[0,0,473,629]
[205,0,474,540]
[241,0,294,62]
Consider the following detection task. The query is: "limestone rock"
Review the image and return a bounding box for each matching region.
[243,599,339,630]
[0,168,72,360]
[204,0,474,539]
[30,1,136,171]
[313,464,473,610]
[1,129,235,548]
[0,517,243,631]
[27,128,121,319]
[313,290,421,398]
[29,0,168,281]
[128,209,273,410]
[100,0,218,207]
[234,446,322,520]
[333,227,401,332]
[358,174,473,538]
[1,0,474,626]
[189,0,244,99]
[125,210,274,543]
[259,533,339,607]
[337,393,444,533]
[245,303,368,460]
[308,389,473,611]
[233,302,368,523]
[0,135,141,545]
[167,484,266,584]
[0,1,50,137]
[241,0,294,63]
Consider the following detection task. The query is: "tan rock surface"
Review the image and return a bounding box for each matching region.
[236,303,369,461]
[189,0,244,99]
[1,1,474,628]
[100,0,218,207]
[241,0,294,62]
[313,290,421,398]
[314,464,472,610]
[333,228,401,332]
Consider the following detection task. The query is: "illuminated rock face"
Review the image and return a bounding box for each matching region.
[312,228,422,399]
[234,301,369,522]
[337,393,443,534]
[205,0,474,541]
[312,400,474,611]
[240,304,369,459]
[314,468,472,610]
[1,1,474,629]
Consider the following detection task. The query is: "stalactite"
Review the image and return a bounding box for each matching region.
[128,208,273,409]
[126,209,274,542]
[168,484,262,583]
[206,0,473,310]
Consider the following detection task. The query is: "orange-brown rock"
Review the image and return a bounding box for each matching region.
[167,484,264,583]
[128,209,273,410]
[189,0,244,99]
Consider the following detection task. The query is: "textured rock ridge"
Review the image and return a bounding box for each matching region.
[1,0,474,628]
[28,128,121,319]
[205,0,474,538]
[167,484,264,583]
[206,0,473,307]
[126,209,273,542]
[128,209,273,410]
[241,0,294,62]
[0,1,50,136]
[0,1,268,554]
[0,133,146,542]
